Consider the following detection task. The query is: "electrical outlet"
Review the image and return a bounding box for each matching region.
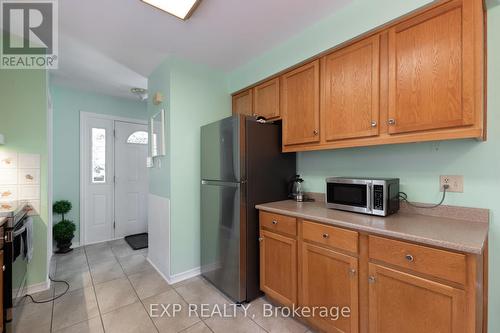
[440,175,464,193]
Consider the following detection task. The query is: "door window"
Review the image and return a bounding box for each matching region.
[126,131,148,145]
[91,128,106,183]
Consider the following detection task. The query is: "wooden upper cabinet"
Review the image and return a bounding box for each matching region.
[387,0,476,135]
[322,35,380,141]
[254,78,280,119]
[281,60,320,146]
[369,264,466,333]
[260,230,297,306]
[301,243,359,333]
[232,89,253,116]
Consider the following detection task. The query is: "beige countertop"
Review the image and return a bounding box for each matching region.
[256,200,489,254]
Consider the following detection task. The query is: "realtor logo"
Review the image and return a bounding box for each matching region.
[1,0,58,69]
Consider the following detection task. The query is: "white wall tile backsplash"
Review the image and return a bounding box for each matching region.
[19,153,40,169]
[0,151,41,212]
[19,185,40,200]
[0,151,18,169]
[0,186,18,202]
[0,169,17,185]
[18,169,40,185]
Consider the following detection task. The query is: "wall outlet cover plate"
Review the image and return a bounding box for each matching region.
[440,175,464,193]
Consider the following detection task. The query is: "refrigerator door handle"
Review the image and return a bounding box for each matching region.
[201,180,241,187]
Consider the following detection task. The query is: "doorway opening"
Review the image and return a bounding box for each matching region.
[80,112,149,246]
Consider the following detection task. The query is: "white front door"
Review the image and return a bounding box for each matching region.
[114,121,148,238]
[83,117,115,244]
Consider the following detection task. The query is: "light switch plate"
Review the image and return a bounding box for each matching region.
[440,175,464,193]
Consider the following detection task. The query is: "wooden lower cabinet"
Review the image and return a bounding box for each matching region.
[259,229,297,306]
[301,242,359,333]
[368,263,466,333]
[258,211,484,333]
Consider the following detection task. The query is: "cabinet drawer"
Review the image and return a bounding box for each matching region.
[260,211,297,237]
[368,235,467,285]
[302,220,358,253]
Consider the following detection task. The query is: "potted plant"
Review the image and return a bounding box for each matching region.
[53,200,76,253]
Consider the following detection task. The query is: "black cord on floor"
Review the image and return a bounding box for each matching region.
[399,184,449,209]
[23,276,70,303]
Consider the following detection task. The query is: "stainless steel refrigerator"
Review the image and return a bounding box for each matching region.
[200,115,296,303]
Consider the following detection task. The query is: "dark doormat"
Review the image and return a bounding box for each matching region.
[124,233,148,250]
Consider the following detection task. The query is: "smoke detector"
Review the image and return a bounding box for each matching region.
[131,87,148,101]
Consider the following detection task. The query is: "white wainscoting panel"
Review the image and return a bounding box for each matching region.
[147,194,171,280]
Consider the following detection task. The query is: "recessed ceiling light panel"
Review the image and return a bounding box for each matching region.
[141,0,201,20]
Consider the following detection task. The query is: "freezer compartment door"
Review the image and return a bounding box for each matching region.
[201,116,242,183]
[200,180,245,302]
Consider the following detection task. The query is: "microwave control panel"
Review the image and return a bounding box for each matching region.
[373,185,384,210]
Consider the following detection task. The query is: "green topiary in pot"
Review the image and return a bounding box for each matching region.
[53,200,75,253]
[53,220,76,253]
[53,200,72,221]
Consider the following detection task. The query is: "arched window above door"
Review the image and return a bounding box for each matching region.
[126,131,148,145]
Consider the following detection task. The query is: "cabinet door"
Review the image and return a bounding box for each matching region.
[281,60,320,146]
[322,35,380,141]
[387,0,475,134]
[254,78,280,119]
[301,243,359,333]
[260,230,297,305]
[368,264,465,333]
[232,89,253,116]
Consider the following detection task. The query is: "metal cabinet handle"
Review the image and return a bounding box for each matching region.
[313,130,319,136]
[2,265,4,272]
[322,233,329,239]
[368,276,376,284]
[371,121,377,127]
[349,268,357,276]
[272,220,278,225]
[405,254,414,262]
[388,119,396,125]
[258,237,264,242]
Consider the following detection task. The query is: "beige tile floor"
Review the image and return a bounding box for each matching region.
[12,239,314,333]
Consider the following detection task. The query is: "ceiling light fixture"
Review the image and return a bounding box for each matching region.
[131,87,148,101]
[141,0,201,20]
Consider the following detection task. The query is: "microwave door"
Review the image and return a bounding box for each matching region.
[327,181,372,214]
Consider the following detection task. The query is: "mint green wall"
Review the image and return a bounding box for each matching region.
[50,84,147,241]
[147,61,171,199]
[146,57,231,275]
[227,1,500,330]
[0,69,48,285]
[168,58,231,274]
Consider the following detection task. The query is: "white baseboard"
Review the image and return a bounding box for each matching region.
[16,279,51,298]
[169,266,201,284]
[27,280,51,294]
[147,257,200,285]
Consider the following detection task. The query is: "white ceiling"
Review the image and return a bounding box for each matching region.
[51,0,351,99]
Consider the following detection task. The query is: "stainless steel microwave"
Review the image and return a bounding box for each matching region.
[326,177,400,216]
